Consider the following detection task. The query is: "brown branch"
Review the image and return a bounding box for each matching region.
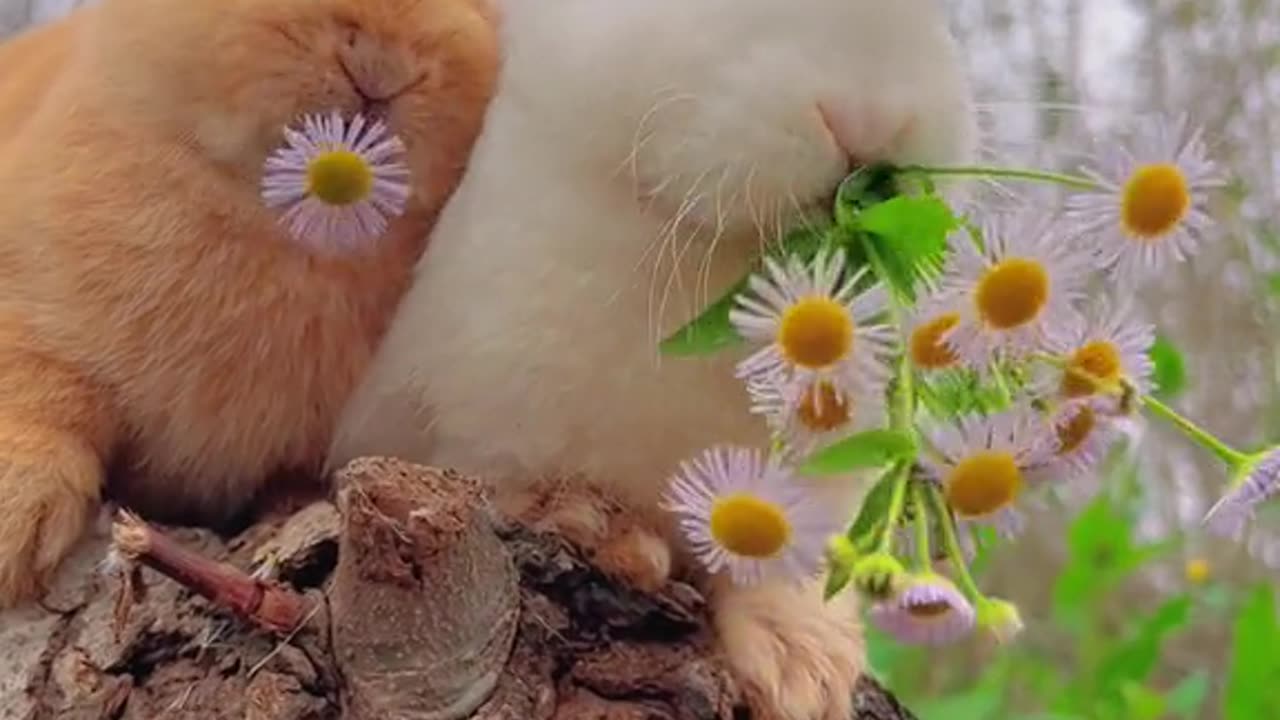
[110,509,313,636]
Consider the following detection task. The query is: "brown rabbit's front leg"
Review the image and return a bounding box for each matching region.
[0,347,112,607]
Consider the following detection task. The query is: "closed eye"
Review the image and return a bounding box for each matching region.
[266,22,309,53]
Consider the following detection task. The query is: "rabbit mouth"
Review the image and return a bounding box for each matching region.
[360,98,391,122]
[338,57,429,126]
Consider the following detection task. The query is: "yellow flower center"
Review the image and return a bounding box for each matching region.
[909,312,961,370]
[778,296,854,369]
[1184,558,1211,585]
[1061,340,1123,398]
[708,493,792,559]
[974,258,1050,330]
[1056,404,1096,455]
[796,381,852,432]
[1121,163,1191,240]
[944,450,1023,518]
[307,149,374,206]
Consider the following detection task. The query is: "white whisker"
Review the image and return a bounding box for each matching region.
[697,163,738,309]
[654,167,715,345]
[614,89,698,192]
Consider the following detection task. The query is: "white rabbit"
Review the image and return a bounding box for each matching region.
[331,1,977,717]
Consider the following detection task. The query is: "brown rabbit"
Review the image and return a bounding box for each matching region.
[0,0,499,606]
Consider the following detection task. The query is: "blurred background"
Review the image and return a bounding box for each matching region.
[3,0,1277,718]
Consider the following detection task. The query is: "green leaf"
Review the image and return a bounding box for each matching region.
[1097,594,1193,695]
[658,223,833,356]
[1224,583,1280,720]
[1119,682,1167,720]
[845,470,898,553]
[919,369,1017,422]
[1051,493,1131,628]
[660,163,945,355]
[911,679,1005,720]
[1149,334,1187,399]
[857,194,960,248]
[849,195,958,301]
[835,164,903,213]
[656,275,748,356]
[1265,271,1280,297]
[800,429,917,476]
[823,561,853,601]
[1166,670,1210,718]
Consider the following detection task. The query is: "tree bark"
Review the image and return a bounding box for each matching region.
[0,458,916,720]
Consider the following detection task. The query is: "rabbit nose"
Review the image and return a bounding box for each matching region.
[816,100,914,167]
[337,32,420,104]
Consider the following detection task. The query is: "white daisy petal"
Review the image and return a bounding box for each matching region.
[1039,295,1156,403]
[261,111,411,255]
[1064,114,1226,280]
[919,404,1055,535]
[867,573,976,646]
[730,248,895,421]
[660,445,840,587]
[1036,398,1119,483]
[746,370,884,460]
[1203,448,1280,544]
[929,209,1091,371]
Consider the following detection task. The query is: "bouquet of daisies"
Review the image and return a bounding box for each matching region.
[254,108,1275,648]
[657,114,1277,648]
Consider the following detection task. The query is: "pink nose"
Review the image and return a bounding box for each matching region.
[816,100,912,165]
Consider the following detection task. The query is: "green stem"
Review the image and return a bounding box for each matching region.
[911,482,932,571]
[1140,395,1250,469]
[900,164,1100,191]
[1032,351,1248,469]
[856,233,920,555]
[928,485,983,601]
[858,236,915,427]
[877,462,912,554]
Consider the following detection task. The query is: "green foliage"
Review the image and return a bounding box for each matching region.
[842,469,900,554]
[844,192,958,302]
[658,164,959,354]
[917,367,1018,423]
[798,429,917,476]
[658,223,832,356]
[863,463,1264,720]
[1051,488,1178,633]
[1223,584,1280,720]
[1149,334,1188,400]
[655,274,749,356]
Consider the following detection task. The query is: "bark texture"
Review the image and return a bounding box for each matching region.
[0,458,916,720]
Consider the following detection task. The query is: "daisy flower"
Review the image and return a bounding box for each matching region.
[730,249,895,414]
[661,445,839,586]
[929,210,1090,370]
[746,371,884,459]
[920,405,1056,535]
[1041,297,1155,403]
[1043,398,1117,480]
[905,304,964,373]
[261,110,411,254]
[867,572,976,646]
[1064,114,1226,279]
[1202,447,1280,543]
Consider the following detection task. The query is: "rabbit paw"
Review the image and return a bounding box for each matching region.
[712,577,866,720]
[0,435,101,607]
[498,482,672,593]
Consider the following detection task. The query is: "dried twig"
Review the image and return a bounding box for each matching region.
[110,509,313,635]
